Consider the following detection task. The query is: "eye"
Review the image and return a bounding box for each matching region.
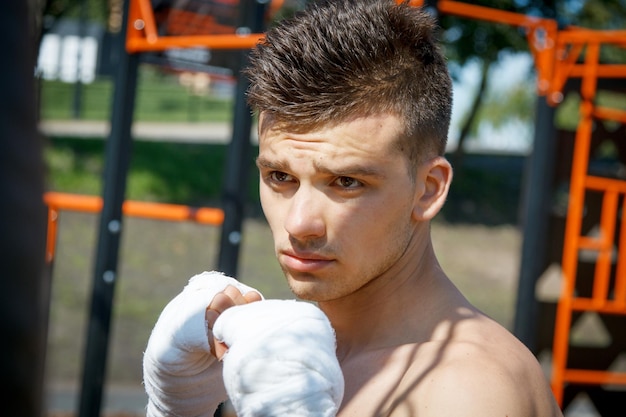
[269,171,294,183]
[334,176,362,189]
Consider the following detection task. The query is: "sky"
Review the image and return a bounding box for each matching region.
[448,52,536,154]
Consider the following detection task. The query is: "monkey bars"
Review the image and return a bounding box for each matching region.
[44,191,224,264]
[125,0,282,52]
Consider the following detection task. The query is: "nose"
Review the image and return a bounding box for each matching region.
[284,185,326,240]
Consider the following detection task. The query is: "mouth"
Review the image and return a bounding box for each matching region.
[279,250,334,273]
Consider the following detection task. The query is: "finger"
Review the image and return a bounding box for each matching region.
[244,291,262,303]
[205,286,242,356]
[208,286,243,314]
[205,308,220,330]
[223,285,247,306]
[213,338,228,360]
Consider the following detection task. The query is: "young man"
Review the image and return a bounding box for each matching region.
[144,1,563,416]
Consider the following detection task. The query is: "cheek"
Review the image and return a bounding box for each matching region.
[353,197,415,245]
[259,186,284,236]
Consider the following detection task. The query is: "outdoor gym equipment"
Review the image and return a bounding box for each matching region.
[44,0,626,415]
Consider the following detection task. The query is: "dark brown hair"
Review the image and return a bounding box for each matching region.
[245,0,453,161]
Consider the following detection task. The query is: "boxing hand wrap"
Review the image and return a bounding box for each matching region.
[213,299,344,417]
[142,271,263,417]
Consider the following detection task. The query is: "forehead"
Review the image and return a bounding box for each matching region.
[258,113,405,160]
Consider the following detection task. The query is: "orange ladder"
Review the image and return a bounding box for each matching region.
[549,29,626,407]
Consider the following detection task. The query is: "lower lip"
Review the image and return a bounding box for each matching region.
[281,253,332,273]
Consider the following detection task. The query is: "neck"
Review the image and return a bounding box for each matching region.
[318,225,455,360]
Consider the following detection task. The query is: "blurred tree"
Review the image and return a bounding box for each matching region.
[439,0,537,165]
[39,0,109,41]
[439,0,625,164]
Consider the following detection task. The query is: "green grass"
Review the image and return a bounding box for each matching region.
[44,137,261,208]
[39,66,233,122]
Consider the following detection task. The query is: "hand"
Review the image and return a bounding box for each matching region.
[205,285,262,359]
[143,271,263,417]
[212,300,345,417]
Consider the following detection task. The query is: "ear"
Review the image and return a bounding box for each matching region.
[412,156,453,221]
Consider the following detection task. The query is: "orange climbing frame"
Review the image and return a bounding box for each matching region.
[46,0,626,408]
[125,0,284,53]
[397,1,626,405]
[548,30,626,406]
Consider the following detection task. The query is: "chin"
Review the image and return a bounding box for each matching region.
[285,277,324,302]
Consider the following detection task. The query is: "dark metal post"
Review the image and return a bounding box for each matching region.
[1,1,48,416]
[513,96,556,351]
[72,0,88,119]
[216,0,268,277]
[214,4,267,413]
[78,0,139,414]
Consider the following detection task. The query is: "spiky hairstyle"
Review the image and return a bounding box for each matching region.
[246,0,453,160]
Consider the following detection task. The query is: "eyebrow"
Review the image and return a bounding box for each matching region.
[256,156,289,171]
[256,155,385,179]
[314,161,386,179]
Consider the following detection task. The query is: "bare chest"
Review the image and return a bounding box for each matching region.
[337,344,438,417]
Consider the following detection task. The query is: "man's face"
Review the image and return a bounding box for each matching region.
[256,113,421,302]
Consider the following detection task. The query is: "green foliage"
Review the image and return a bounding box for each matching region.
[441,0,530,76]
[442,0,625,158]
[44,137,261,207]
[473,76,536,133]
[555,90,626,132]
[43,0,109,26]
[39,66,233,122]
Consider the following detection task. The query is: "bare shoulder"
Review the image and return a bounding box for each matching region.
[338,313,562,417]
[399,316,563,417]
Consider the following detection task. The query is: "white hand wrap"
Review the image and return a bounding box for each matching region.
[142,271,263,417]
[213,299,344,417]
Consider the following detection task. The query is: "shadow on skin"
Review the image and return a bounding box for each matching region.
[342,306,478,417]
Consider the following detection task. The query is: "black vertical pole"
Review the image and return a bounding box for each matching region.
[514,96,556,351]
[78,0,138,415]
[216,0,268,278]
[1,1,48,416]
[214,3,267,413]
[216,71,252,278]
[72,0,87,119]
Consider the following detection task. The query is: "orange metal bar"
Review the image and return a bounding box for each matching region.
[528,22,559,97]
[551,99,595,407]
[568,64,626,79]
[127,0,145,52]
[396,0,425,6]
[564,369,626,385]
[438,0,551,28]
[46,207,59,264]
[136,0,159,42]
[44,192,224,225]
[551,305,571,405]
[558,29,626,45]
[582,43,600,101]
[594,107,626,124]
[547,42,583,103]
[578,236,608,252]
[44,192,102,213]
[592,190,618,307]
[127,33,264,53]
[615,196,626,309]
[126,0,267,53]
[585,176,626,193]
[570,299,626,315]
